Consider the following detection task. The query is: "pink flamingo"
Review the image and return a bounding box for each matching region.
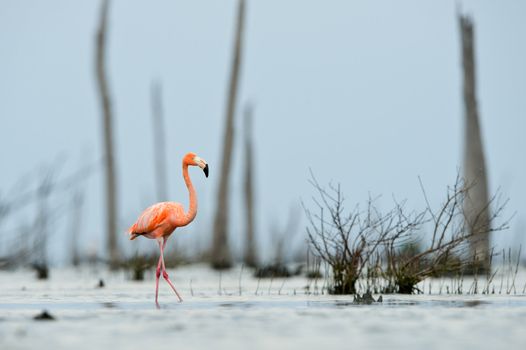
[128,152,208,307]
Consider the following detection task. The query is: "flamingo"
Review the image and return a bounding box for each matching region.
[128,152,208,307]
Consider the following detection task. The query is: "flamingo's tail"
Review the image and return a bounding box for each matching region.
[129,233,140,240]
[127,225,139,240]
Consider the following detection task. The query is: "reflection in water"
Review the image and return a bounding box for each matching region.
[101,302,116,309]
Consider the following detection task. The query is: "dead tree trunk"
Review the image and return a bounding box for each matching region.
[151,80,168,202]
[34,171,52,279]
[211,0,246,269]
[69,190,84,267]
[243,103,257,268]
[459,14,491,271]
[96,0,119,269]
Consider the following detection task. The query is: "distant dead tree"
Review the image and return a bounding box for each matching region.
[151,80,169,202]
[0,194,6,258]
[243,103,258,268]
[270,205,301,265]
[0,195,7,224]
[459,14,491,271]
[95,0,119,268]
[254,205,301,279]
[69,190,84,267]
[211,0,246,269]
[33,169,54,279]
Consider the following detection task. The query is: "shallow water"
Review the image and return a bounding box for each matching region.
[2,296,526,311]
[1,266,525,350]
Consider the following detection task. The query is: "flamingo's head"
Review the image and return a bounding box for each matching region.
[184,152,209,178]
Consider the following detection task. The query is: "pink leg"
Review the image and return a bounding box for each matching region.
[155,238,167,308]
[154,254,162,308]
[159,237,183,302]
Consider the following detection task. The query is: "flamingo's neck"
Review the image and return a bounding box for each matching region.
[182,164,197,226]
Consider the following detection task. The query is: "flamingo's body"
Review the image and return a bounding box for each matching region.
[128,152,208,307]
[128,202,187,241]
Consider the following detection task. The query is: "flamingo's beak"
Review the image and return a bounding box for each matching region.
[195,156,209,178]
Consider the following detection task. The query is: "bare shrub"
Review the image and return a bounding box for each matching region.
[304,173,410,294]
[384,175,509,294]
[305,172,510,295]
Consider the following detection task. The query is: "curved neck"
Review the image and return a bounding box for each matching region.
[182,164,197,226]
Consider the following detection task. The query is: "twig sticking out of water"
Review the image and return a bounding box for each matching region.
[218,271,222,296]
[255,276,261,296]
[499,249,506,294]
[482,250,498,294]
[508,245,521,295]
[468,269,479,294]
[278,279,286,295]
[238,264,244,296]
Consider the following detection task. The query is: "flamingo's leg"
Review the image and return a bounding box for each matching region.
[154,240,164,308]
[159,237,183,302]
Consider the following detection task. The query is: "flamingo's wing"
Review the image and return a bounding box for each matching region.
[128,202,172,239]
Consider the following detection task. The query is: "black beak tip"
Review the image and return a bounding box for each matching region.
[203,164,209,178]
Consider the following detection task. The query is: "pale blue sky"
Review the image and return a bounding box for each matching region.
[1,0,525,263]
